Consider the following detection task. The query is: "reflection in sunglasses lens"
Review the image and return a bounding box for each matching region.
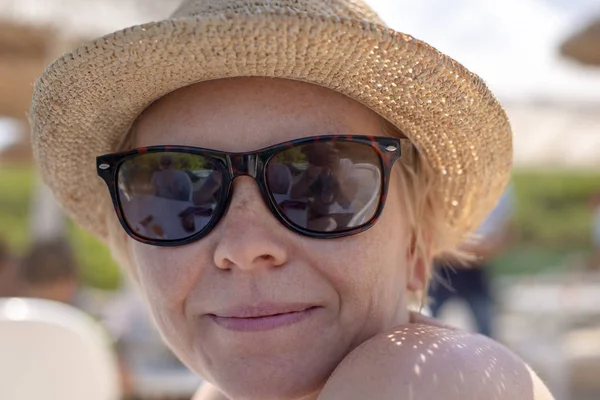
[118,141,384,241]
[267,142,382,232]
[118,152,224,240]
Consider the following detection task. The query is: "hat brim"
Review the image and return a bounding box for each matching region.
[31,12,512,241]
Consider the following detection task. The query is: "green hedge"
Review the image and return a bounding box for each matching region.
[0,166,33,252]
[513,170,599,251]
[1,165,599,288]
[489,170,600,276]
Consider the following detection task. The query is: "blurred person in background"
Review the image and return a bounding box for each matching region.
[590,190,600,271]
[428,186,514,338]
[0,238,20,298]
[19,237,80,304]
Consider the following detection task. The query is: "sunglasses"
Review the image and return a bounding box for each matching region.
[97,135,412,246]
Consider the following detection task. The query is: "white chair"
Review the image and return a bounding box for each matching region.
[348,163,381,227]
[0,298,121,400]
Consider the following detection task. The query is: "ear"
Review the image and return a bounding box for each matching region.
[407,257,426,291]
[406,232,427,292]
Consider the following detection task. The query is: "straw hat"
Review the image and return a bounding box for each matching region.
[30,0,512,242]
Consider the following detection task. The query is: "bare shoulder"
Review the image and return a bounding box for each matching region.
[319,314,554,400]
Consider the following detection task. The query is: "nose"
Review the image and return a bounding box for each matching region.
[213,178,289,271]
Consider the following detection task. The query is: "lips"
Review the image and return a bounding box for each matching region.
[211,303,316,318]
[207,303,321,332]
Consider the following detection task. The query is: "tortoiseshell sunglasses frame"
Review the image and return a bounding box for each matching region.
[97,135,412,247]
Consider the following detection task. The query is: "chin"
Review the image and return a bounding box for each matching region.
[216,372,322,400]
[203,351,342,400]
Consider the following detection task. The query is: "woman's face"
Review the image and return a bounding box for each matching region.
[125,78,423,399]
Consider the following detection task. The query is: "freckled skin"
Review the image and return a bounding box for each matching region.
[121,77,425,400]
[318,313,538,400]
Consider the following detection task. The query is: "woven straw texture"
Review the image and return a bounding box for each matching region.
[30,0,513,242]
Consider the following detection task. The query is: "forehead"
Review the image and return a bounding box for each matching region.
[133,77,385,151]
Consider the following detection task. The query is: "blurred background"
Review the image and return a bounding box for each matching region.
[0,0,599,399]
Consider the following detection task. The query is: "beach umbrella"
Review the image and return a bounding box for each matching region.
[561,17,600,67]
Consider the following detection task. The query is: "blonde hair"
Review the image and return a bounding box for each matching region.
[104,116,464,305]
[380,119,466,306]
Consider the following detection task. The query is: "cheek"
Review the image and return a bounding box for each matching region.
[129,241,203,313]
[311,184,410,325]
[364,203,409,295]
[351,172,411,286]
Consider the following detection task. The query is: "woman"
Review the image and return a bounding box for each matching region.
[590,191,600,271]
[0,238,20,298]
[18,238,80,304]
[30,0,554,398]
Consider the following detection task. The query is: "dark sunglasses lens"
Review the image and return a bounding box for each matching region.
[117,152,225,241]
[267,141,382,233]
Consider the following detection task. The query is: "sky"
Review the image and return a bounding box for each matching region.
[2,0,600,149]
[367,0,600,103]
[1,0,599,102]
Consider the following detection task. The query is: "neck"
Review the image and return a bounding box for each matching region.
[195,384,322,400]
